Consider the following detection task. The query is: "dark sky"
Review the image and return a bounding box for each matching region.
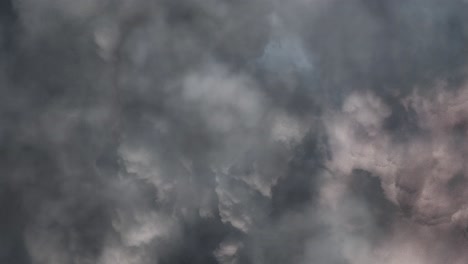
[1,0,468,263]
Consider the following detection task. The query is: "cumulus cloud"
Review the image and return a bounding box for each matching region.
[324,81,468,263]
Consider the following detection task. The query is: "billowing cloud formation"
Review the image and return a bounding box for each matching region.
[2,0,468,264]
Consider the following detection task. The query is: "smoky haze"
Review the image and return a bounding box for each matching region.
[1,0,468,263]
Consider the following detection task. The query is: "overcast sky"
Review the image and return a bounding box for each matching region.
[1,1,468,263]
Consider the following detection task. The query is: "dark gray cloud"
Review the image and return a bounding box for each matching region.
[1,0,468,263]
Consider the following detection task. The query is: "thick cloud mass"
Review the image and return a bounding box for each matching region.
[2,0,468,263]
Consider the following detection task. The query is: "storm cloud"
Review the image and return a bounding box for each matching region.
[1,0,468,263]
